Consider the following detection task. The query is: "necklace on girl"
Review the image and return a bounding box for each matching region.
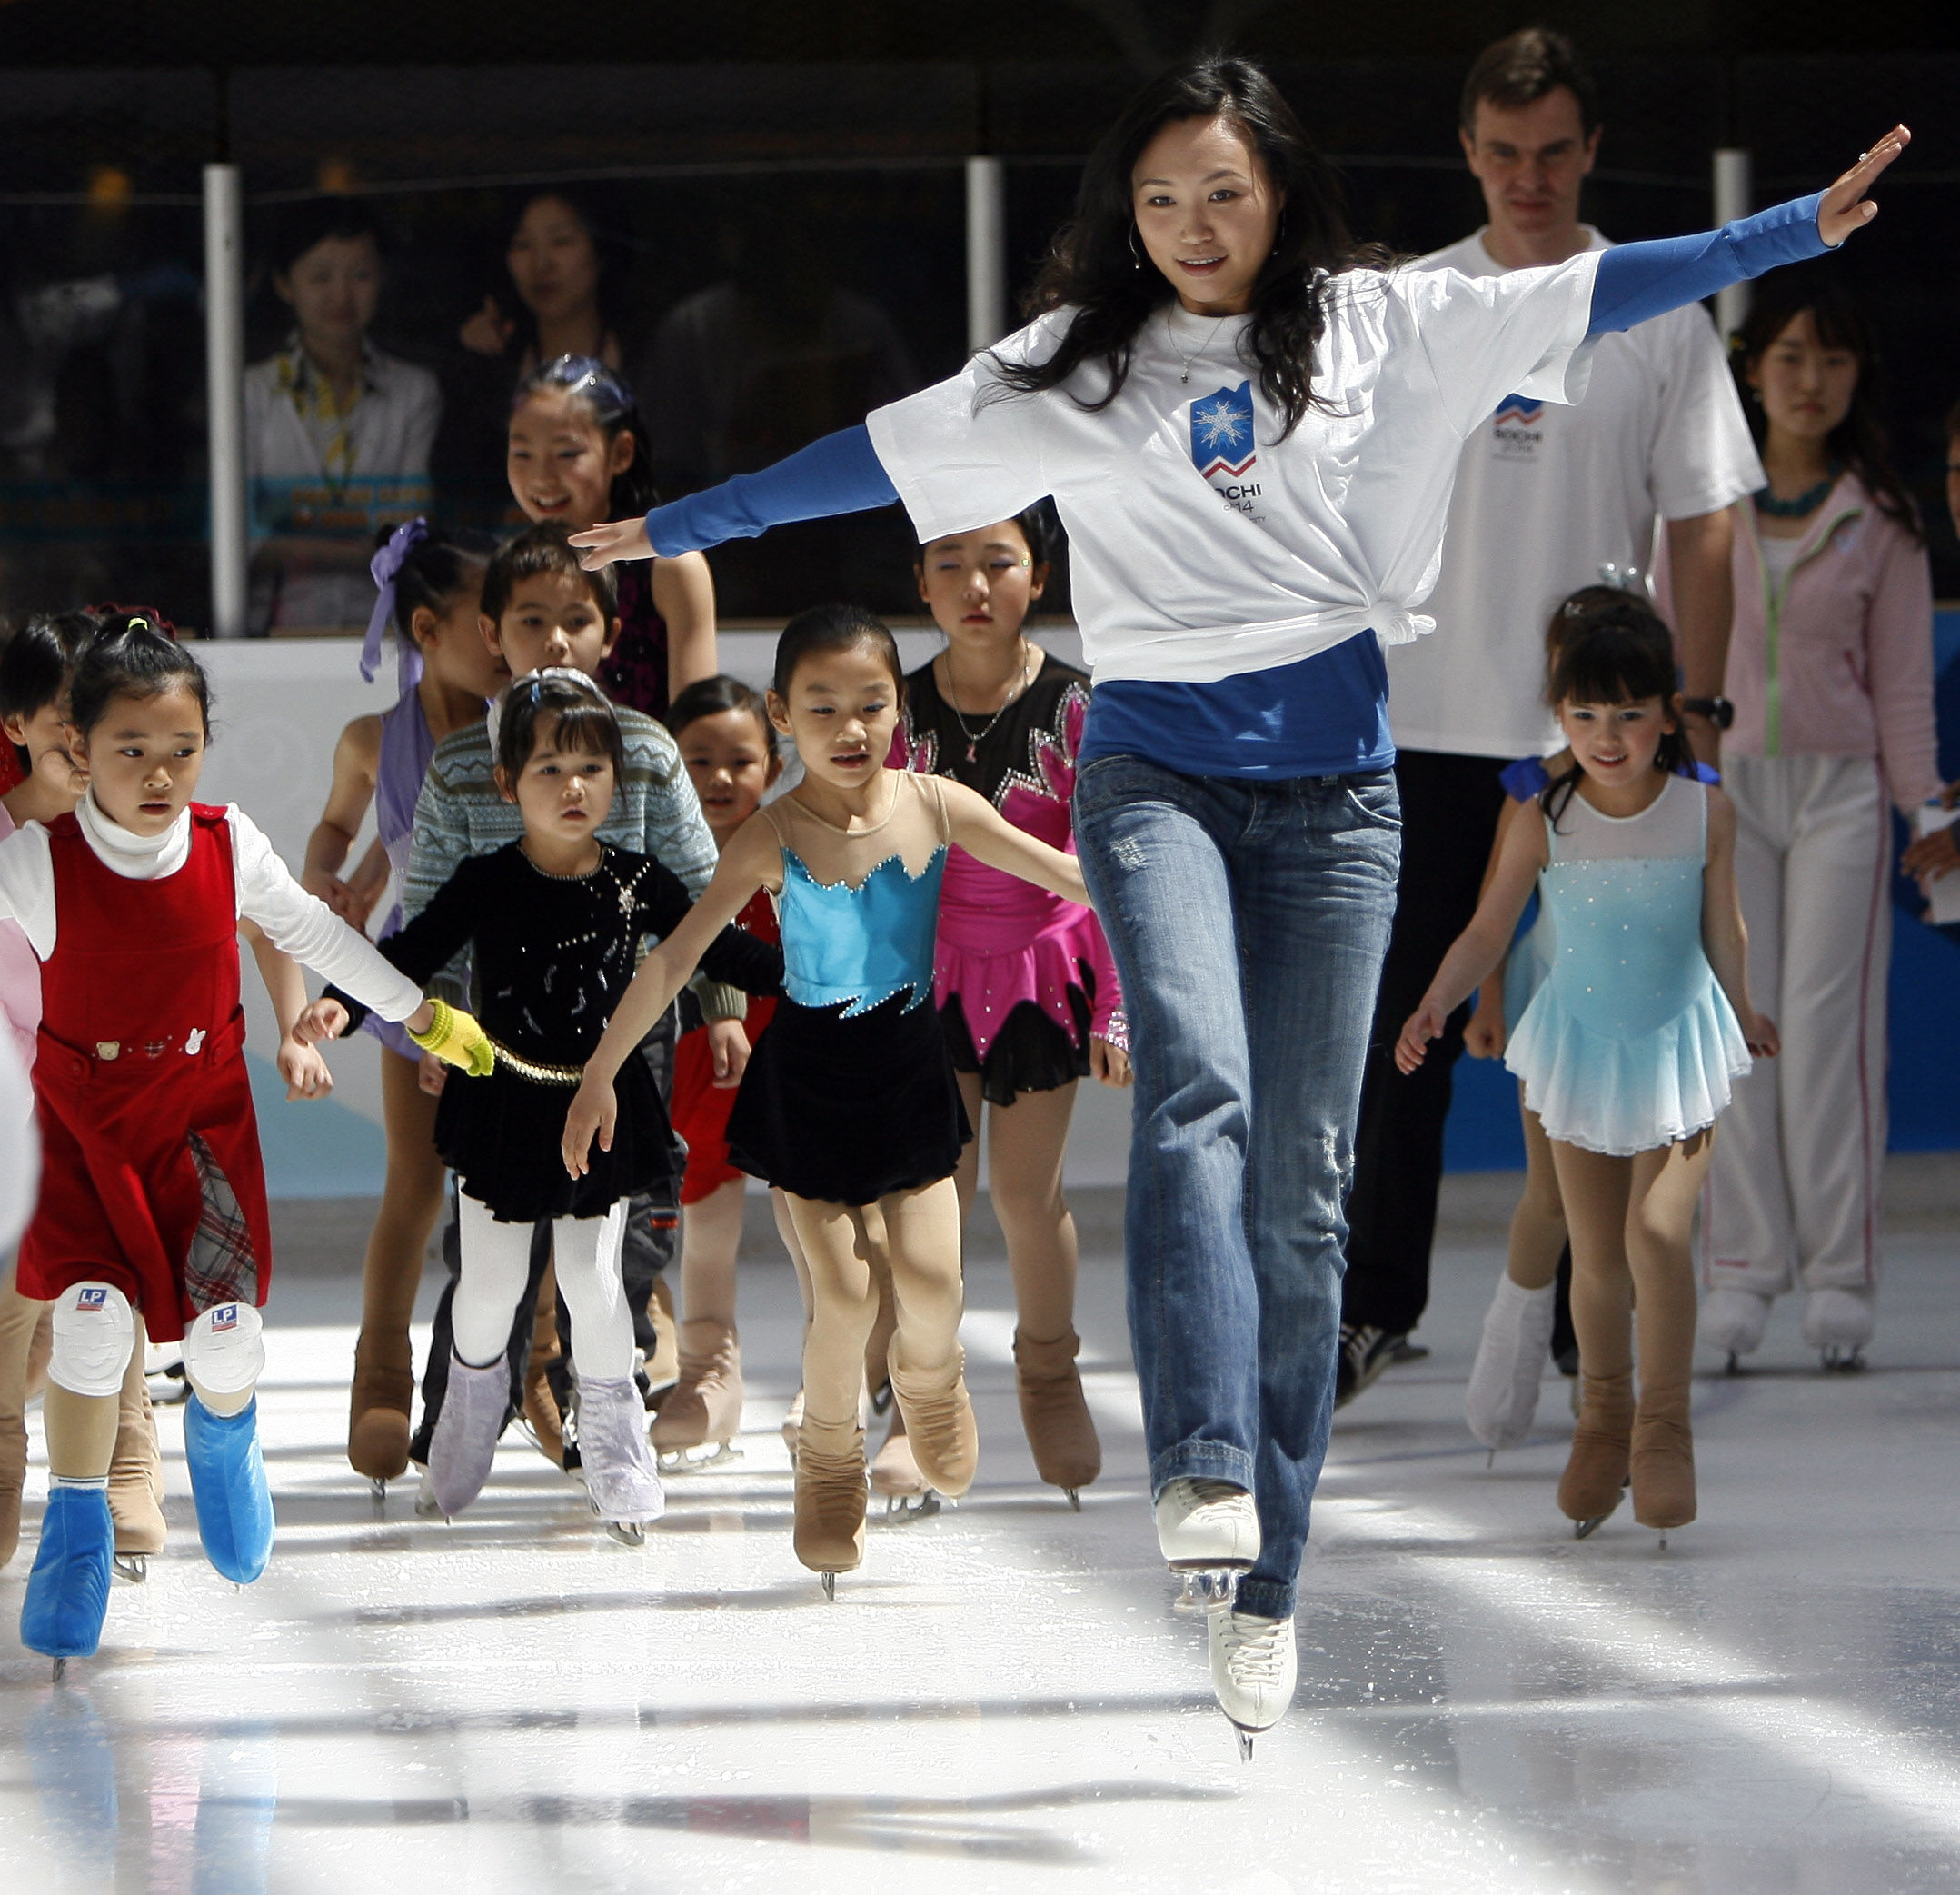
[941,642,1033,763]
[1754,462,1842,519]
[1170,311,1231,384]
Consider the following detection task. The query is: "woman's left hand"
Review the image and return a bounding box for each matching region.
[1746,1012,1781,1059]
[1817,126,1910,246]
[294,998,349,1045]
[1089,1035,1132,1088]
[1901,823,1960,884]
[568,517,653,570]
[563,1075,617,1178]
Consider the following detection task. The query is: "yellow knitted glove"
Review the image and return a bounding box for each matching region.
[408,998,494,1078]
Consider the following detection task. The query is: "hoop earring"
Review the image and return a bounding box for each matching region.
[1129,225,1144,272]
[1269,210,1287,259]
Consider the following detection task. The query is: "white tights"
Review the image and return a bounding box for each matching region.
[453,1196,635,1382]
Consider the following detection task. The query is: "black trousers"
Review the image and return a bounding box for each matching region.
[1341,750,1508,1337]
[409,1009,683,1464]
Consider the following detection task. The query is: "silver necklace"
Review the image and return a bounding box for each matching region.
[1170,310,1230,384]
[940,643,1033,763]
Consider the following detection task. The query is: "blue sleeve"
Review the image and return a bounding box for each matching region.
[643,424,900,556]
[1499,755,1550,803]
[1587,192,1830,336]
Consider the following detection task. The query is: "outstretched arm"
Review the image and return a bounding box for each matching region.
[1396,803,1547,1073]
[562,817,777,1176]
[571,426,899,568]
[940,779,1090,906]
[1587,128,1908,336]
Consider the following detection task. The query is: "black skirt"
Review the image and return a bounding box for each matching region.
[940,981,1095,1107]
[436,1050,672,1223]
[726,992,970,1206]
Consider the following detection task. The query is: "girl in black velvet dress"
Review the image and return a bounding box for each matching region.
[317,671,778,1539]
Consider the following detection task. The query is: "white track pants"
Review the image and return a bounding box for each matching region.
[1699,753,1890,1299]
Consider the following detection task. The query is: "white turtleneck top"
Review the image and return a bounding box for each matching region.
[0,793,423,1022]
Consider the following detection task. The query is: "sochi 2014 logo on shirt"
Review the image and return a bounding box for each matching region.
[76,1286,108,1312]
[1491,391,1545,461]
[1190,381,1260,511]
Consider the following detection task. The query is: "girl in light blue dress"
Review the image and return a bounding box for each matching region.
[1398,604,1777,1543]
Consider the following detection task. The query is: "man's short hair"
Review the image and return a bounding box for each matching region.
[1460,28,1600,139]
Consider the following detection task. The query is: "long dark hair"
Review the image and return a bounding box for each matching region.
[1733,272,1922,542]
[994,55,1378,435]
[1539,592,1694,827]
[512,355,658,520]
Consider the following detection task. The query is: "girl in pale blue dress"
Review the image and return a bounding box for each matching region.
[1398,606,1777,1541]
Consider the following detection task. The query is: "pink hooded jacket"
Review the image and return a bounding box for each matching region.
[1713,471,1937,814]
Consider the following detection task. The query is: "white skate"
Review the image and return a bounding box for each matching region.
[575,1375,667,1544]
[1802,1287,1873,1371]
[1157,1477,1258,1610]
[1464,1273,1557,1454]
[1698,1286,1772,1370]
[1209,1609,1297,1759]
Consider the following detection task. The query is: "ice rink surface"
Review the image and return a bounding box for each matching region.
[4,1182,1959,1894]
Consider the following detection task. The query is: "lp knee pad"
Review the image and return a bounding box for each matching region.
[181,1302,265,1401]
[48,1282,135,1398]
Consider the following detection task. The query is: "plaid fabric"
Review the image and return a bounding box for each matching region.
[184,1132,263,1312]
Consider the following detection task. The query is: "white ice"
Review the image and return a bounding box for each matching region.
[4,1174,1959,1893]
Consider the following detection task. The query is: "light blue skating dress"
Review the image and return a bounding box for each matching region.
[1505,773,1750,1156]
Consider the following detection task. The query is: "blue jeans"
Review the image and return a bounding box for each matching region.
[1073,757,1401,1621]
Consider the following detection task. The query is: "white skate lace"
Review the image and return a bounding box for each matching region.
[1184,1479,1252,1511]
[1221,1615,1291,1682]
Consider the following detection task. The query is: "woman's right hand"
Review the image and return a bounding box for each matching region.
[418,1052,448,1097]
[303,867,357,920]
[459,294,514,357]
[1396,999,1448,1074]
[569,517,654,570]
[1745,1012,1781,1060]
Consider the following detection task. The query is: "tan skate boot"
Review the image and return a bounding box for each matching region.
[889,1344,978,1501]
[1013,1326,1100,1507]
[0,1272,45,1569]
[793,1412,867,1598]
[868,1406,937,1520]
[347,1328,414,1488]
[652,1319,744,1470]
[108,1322,167,1581]
[644,1272,680,1404]
[521,1264,566,1468]
[1557,1368,1635,1539]
[1630,1380,1696,1541]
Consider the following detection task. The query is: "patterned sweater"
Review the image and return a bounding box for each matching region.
[404,704,741,1018]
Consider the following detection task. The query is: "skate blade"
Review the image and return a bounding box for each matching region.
[656,1442,744,1474]
[1065,1488,1082,1512]
[1237,1729,1255,1762]
[112,1552,147,1585]
[602,1520,646,1548]
[1820,1346,1866,1373]
[369,1478,388,1506]
[1172,1570,1242,1614]
[868,1380,893,1418]
[876,1489,940,1523]
[1725,1351,1744,1376]
[1572,1514,1611,1540]
[51,1657,67,1684]
[821,1571,837,1602]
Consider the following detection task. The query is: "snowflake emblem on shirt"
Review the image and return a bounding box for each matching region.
[1193,397,1248,454]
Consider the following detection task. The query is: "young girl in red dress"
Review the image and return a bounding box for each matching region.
[0,623,486,1669]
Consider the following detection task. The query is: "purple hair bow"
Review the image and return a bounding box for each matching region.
[362,517,431,692]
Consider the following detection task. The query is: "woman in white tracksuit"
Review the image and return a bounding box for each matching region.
[1668,274,1936,1369]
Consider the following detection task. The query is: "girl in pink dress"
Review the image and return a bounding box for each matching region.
[884,507,1130,1509]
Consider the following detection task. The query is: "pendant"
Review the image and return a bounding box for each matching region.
[1179,369,1190,384]
[965,742,978,763]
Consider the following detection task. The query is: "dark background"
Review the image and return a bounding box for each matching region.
[0,0,1955,625]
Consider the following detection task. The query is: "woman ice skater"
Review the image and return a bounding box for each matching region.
[571,55,1906,1750]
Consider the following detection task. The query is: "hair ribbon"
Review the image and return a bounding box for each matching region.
[362,517,432,692]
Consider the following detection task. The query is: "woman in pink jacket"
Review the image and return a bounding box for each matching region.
[1683,276,1935,1371]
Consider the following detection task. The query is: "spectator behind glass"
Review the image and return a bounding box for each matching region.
[244,199,441,633]
[433,190,636,508]
[634,195,919,615]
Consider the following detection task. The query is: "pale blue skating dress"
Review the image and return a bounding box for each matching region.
[1505,773,1750,1156]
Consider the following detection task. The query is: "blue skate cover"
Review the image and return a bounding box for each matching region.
[20,1485,114,1658]
[184,1395,275,1583]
